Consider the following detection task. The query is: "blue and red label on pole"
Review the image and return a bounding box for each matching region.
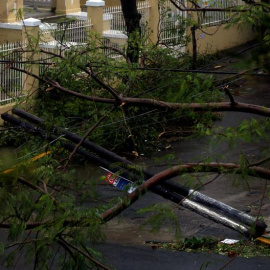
[103,169,136,194]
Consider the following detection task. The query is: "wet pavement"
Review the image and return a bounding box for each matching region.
[97,243,270,270]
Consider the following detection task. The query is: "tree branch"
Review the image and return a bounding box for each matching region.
[62,105,117,170]
[101,162,270,222]
[58,237,110,270]
[1,161,269,231]
[9,67,270,117]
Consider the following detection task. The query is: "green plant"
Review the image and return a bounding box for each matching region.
[0,151,110,269]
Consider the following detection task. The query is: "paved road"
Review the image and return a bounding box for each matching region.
[97,242,270,270]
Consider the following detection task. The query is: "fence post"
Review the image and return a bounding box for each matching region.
[56,0,81,14]
[86,0,105,36]
[0,0,23,23]
[22,18,41,98]
[185,0,198,54]
[148,0,159,44]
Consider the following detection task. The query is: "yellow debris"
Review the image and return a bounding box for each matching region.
[3,151,52,174]
[256,237,270,245]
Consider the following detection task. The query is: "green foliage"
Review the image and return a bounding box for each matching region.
[27,38,221,155]
[226,1,270,72]
[0,127,33,147]
[213,118,270,146]
[2,5,270,268]
[0,152,107,269]
[137,203,181,240]
[158,0,187,47]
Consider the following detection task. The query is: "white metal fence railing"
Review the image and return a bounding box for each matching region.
[54,20,92,43]
[201,0,247,26]
[0,42,25,105]
[46,19,93,44]
[54,19,92,43]
[104,5,125,35]
[159,0,186,45]
[39,19,92,73]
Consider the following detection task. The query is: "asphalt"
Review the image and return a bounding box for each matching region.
[96,243,270,270]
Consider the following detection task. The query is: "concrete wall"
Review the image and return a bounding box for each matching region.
[186,23,255,55]
[0,0,23,23]
[56,0,81,14]
[0,28,22,43]
[104,0,121,6]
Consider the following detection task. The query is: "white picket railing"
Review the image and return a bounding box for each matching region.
[201,0,248,26]
[39,19,92,74]
[54,19,92,43]
[0,42,25,105]
[104,0,185,46]
[40,19,92,44]
[159,0,187,45]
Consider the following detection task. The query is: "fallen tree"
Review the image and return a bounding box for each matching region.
[0,2,270,267]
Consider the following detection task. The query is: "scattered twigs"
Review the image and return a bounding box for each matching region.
[85,64,122,103]
[58,237,111,270]
[248,156,270,167]
[62,106,117,170]
[17,177,44,193]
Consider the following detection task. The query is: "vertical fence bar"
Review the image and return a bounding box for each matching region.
[201,0,246,27]
[159,0,186,46]
[0,42,25,105]
[49,19,92,44]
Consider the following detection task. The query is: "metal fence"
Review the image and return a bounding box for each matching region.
[201,0,247,26]
[39,19,92,44]
[0,42,25,105]
[0,18,92,105]
[159,0,186,45]
[39,19,92,74]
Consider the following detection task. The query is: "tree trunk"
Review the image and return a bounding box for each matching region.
[120,0,142,63]
[191,25,197,69]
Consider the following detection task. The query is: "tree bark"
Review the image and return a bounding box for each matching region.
[120,0,142,63]
[191,25,197,69]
